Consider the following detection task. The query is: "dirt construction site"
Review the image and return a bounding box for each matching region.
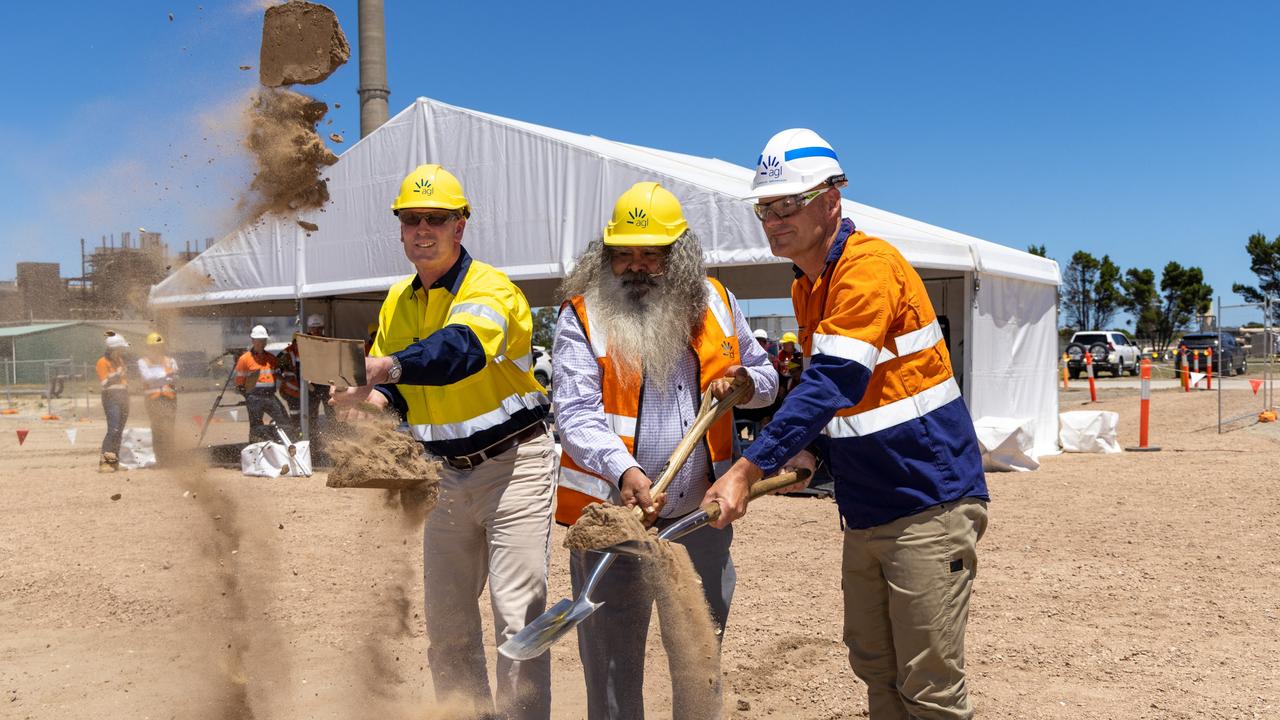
[1,376,1276,720]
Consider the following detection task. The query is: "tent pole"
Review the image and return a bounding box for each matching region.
[298,299,310,442]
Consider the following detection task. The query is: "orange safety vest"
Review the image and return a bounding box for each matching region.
[278,344,300,398]
[96,355,128,392]
[555,278,740,526]
[234,350,278,392]
[137,356,178,400]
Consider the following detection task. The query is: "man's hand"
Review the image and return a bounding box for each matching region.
[701,458,763,529]
[364,355,395,385]
[778,449,817,494]
[619,467,665,526]
[708,365,752,403]
[330,384,388,422]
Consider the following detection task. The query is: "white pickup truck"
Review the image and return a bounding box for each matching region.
[1065,331,1141,378]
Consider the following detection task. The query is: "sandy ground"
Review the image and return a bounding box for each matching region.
[2,379,1278,719]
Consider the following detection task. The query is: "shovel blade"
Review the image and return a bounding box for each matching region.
[498,596,602,661]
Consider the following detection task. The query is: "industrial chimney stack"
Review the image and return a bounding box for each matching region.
[357,0,390,138]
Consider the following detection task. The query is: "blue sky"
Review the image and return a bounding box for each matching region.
[1,2,1276,325]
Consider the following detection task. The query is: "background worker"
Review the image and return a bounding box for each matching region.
[96,332,130,473]
[553,181,777,719]
[279,313,331,428]
[776,331,801,395]
[234,325,291,442]
[705,129,989,720]
[333,164,555,720]
[136,332,178,466]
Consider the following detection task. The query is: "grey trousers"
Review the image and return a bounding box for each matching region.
[569,522,735,720]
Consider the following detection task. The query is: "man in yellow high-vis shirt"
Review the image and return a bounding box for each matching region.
[335,164,554,720]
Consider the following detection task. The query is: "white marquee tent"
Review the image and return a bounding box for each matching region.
[152,97,1062,456]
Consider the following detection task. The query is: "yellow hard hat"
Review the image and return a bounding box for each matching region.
[603,182,688,247]
[391,164,471,217]
[146,332,165,345]
[780,332,798,344]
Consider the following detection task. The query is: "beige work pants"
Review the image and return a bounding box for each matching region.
[423,431,556,720]
[842,498,988,720]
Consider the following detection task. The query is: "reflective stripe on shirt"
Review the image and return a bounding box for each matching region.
[824,376,961,438]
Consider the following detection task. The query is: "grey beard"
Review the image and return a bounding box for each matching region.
[562,231,709,389]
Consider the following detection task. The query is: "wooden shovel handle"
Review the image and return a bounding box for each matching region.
[630,378,752,521]
[701,468,812,522]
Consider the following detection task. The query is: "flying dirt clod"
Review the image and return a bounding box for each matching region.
[259,1,350,87]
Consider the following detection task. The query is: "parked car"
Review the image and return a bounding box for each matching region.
[1174,332,1247,376]
[1065,331,1141,378]
[532,345,552,388]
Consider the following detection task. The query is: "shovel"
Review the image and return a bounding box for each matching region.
[499,467,808,661]
[498,379,751,662]
[600,467,810,557]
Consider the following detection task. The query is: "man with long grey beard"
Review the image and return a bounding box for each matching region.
[552,181,778,719]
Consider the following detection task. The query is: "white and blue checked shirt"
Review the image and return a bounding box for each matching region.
[552,290,777,517]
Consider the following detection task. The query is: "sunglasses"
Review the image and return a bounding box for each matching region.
[753,187,831,222]
[399,211,459,227]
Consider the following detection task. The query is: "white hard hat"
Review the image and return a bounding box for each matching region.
[250,325,270,340]
[105,332,130,349]
[747,128,846,200]
[306,313,325,328]
[753,328,769,340]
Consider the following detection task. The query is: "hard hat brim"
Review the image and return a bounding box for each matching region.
[602,233,682,248]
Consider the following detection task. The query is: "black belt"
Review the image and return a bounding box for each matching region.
[442,422,546,471]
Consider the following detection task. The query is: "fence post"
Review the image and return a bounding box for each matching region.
[1127,357,1160,451]
[1085,351,1098,403]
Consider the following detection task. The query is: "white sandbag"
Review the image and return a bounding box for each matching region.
[1058,411,1122,453]
[241,440,312,477]
[118,428,156,470]
[973,416,1039,472]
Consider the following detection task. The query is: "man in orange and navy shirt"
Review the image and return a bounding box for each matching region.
[705,129,988,720]
[235,325,291,442]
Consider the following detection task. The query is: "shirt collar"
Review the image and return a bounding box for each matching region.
[411,245,472,296]
[792,218,858,278]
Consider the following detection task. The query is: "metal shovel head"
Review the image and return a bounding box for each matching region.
[498,595,602,661]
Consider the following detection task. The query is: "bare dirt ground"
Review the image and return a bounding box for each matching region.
[2,381,1278,719]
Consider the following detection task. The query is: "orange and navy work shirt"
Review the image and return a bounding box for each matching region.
[96,355,128,392]
[744,219,987,529]
[234,350,279,394]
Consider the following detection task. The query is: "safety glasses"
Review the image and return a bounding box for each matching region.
[398,211,459,227]
[753,187,831,222]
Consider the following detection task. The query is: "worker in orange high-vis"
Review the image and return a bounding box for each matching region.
[136,332,179,466]
[96,332,131,473]
[234,325,291,442]
[705,129,989,720]
[552,182,777,719]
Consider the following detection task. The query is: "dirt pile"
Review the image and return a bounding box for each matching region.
[326,414,443,524]
[259,0,350,87]
[564,502,651,551]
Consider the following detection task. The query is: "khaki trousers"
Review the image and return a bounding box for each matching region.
[424,431,556,720]
[842,498,988,720]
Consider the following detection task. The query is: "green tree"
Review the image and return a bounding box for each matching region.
[1155,262,1213,353]
[1062,251,1100,330]
[1027,244,1047,257]
[1120,267,1160,341]
[1093,255,1123,329]
[531,306,558,350]
[1231,231,1280,323]
[1061,251,1122,330]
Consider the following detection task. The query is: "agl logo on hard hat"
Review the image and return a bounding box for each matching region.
[414,178,434,196]
[758,155,782,180]
[626,208,649,228]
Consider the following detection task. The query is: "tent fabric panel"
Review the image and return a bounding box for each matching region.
[967,273,1060,457]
